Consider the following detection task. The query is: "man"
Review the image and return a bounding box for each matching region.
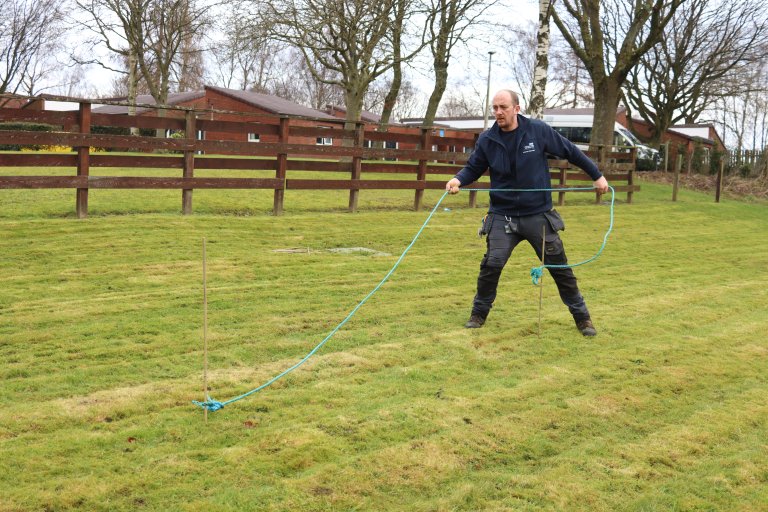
[445,89,610,336]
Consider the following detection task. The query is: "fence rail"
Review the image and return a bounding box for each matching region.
[1,99,639,217]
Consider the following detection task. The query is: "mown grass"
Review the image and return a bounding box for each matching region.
[1,172,766,511]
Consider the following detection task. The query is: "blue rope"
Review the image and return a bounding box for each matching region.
[193,185,615,412]
[526,185,615,284]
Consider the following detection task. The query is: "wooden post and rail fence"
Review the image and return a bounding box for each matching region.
[0,98,639,218]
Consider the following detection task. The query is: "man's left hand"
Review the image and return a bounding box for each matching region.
[594,176,609,194]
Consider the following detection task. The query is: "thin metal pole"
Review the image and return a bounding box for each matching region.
[203,238,208,423]
[538,224,546,337]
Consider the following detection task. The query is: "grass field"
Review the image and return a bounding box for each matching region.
[1,176,767,511]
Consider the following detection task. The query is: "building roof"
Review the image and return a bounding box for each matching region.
[92,90,206,114]
[206,86,335,119]
[325,104,381,123]
[401,108,629,129]
[668,124,725,148]
[399,116,488,129]
[92,86,336,120]
[0,94,46,110]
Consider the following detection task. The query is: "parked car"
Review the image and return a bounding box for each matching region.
[543,114,660,170]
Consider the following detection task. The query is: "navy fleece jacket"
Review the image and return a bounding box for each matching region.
[454,114,603,216]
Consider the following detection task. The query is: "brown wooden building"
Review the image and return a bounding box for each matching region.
[92,86,342,145]
[616,110,726,169]
[0,94,46,110]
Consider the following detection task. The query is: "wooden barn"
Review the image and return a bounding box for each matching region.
[92,86,341,145]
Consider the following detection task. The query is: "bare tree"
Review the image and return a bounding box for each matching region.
[173,27,207,91]
[548,40,594,107]
[624,0,768,145]
[437,86,484,117]
[363,77,391,114]
[74,0,144,106]
[421,0,497,126]
[504,20,592,111]
[528,0,556,119]
[57,65,99,98]
[265,0,422,124]
[389,80,424,121]
[364,76,423,119]
[267,48,345,110]
[718,60,768,151]
[723,95,750,156]
[377,0,411,131]
[551,0,683,146]
[504,22,536,108]
[209,3,283,91]
[0,0,67,101]
[75,0,213,105]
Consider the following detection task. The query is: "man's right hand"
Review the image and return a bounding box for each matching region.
[446,178,462,194]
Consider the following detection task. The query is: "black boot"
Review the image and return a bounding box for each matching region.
[575,318,597,336]
[465,314,486,329]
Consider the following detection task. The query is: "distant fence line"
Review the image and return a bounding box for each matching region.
[0,99,639,218]
[728,148,766,169]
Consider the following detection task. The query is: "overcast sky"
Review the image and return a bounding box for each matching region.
[64,0,539,108]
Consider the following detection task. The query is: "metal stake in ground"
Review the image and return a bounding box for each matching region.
[538,224,546,337]
[202,238,209,423]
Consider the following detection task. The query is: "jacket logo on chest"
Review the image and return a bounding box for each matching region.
[522,141,536,154]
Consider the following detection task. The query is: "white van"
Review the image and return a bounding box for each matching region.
[542,113,660,170]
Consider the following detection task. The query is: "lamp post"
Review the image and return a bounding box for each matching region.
[483,51,495,130]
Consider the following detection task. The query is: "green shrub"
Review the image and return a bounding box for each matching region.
[0,122,56,150]
[691,140,704,173]
[739,164,753,178]
[709,148,723,175]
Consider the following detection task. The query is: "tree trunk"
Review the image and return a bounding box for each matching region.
[423,61,448,127]
[379,64,401,128]
[377,61,402,151]
[344,87,365,133]
[379,0,405,131]
[128,51,139,136]
[528,0,554,119]
[591,78,621,148]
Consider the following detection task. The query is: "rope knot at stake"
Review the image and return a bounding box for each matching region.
[194,186,615,413]
[193,399,224,412]
[530,266,544,285]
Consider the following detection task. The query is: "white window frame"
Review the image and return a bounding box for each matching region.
[316,126,333,146]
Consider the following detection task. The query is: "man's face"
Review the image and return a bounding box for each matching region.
[492,92,520,131]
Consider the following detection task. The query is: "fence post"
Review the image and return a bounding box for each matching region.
[348,122,364,213]
[182,110,196,215]
[595,145,604,204]
[672,153,681,202]
[76,102,91,219]
[414,128,431,211]
[274,117,289,216]
[715,158,724,203]
[468,190,478,208]
[626,147,636,204]
[557,167,567,206]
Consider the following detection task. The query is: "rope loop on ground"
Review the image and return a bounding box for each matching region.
[193,185,615,412]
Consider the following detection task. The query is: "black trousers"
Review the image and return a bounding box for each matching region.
[471,211,590,321]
